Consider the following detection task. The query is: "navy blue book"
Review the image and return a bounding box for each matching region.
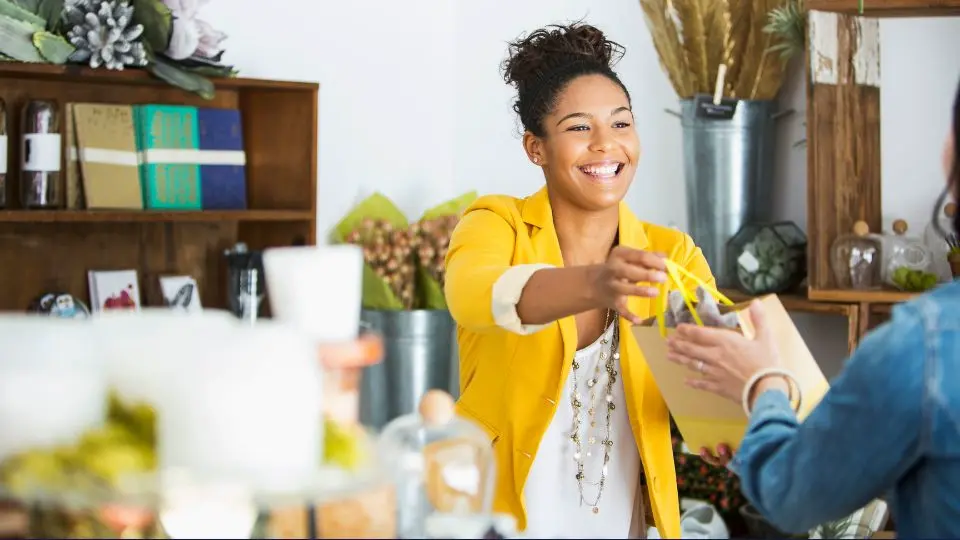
[197,108,247,210]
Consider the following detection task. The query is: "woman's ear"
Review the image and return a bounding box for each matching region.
[523,131,545,166]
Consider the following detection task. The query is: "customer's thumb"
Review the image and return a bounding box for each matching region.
[748,299,771,340]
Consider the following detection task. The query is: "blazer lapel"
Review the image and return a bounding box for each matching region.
[521,187,577,398]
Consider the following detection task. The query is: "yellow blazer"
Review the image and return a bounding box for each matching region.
[444,187,714,537]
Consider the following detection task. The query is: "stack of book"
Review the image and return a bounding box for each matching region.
[64,103,248,210]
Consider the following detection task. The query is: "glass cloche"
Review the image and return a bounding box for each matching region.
[830,221,882,290]
[881,219,937,292]
[924,201,958,282]
[378,390,502,539]
[726,221,807,295]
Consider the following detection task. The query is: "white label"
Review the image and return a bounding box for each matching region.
[80,147,139,167]
[141,148,246,166]
[853,17,880,87]
[22,133,61,172]
[0,135,7,175]
[738,250,760,273]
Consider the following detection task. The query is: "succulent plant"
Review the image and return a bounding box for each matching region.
[64,0,147,70]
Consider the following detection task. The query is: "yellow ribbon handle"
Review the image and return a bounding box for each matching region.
[654,259,734,337]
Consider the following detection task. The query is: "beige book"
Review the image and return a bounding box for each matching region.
[63,103,84,209]
[73,103,143,209]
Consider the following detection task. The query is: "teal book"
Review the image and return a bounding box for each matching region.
[136,104,202,210]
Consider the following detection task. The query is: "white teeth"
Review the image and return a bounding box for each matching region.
[581,164,620,177]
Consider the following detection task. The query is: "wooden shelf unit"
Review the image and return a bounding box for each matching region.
[806,0,960,16]
[0,63,319,312]
[803,1,953,352]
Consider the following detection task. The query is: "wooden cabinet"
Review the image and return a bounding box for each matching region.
[0,63,318,312]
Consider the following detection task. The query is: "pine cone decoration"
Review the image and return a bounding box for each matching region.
[344,218,418,309]
[65,0,148,70]
[412,215,459,288]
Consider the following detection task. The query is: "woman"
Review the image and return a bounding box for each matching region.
[666,80,960,537]
[444,23,721,538]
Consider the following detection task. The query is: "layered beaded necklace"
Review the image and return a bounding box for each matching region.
[569,309,619,514]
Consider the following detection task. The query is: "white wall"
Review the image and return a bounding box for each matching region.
[207,1,960,376]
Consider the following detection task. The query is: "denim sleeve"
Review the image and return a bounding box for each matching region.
[727,306,927,534]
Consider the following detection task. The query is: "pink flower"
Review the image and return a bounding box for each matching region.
[162,0,226,60]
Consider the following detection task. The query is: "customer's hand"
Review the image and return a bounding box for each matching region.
[698,444,733,468]
[665,300,784,406]
[590,246,668,324]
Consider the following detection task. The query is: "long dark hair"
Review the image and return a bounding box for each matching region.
[932,78,960,238]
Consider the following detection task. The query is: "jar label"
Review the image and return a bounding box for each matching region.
[22,133,61,172]
[0,135,7,174]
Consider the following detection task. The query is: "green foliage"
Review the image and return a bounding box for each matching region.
[764,0,806,61]
[36,0,61,31]
[32,29,71,62]
[129,0,170,53]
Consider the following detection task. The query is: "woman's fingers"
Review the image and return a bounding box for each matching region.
[609,257,668,284]
[611,281,660,298]
[614,296,644,324]
[612,246,668,271]
[666,337,717,367]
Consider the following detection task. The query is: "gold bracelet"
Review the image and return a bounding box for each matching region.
[741,367,802,416]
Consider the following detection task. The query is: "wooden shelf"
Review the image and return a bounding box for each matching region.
[807,288,918,303]
[0,62,317,92]
[0,63,319,312]
[0,209,314,223]
[720,289,857,316]
[806,0,960,16]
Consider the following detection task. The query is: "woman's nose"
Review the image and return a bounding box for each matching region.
[589,126,615,152]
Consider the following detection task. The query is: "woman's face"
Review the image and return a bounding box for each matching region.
[524,74,640,212]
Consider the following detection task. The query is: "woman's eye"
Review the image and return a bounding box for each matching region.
[567,125,589,132]
[614,121,632,128]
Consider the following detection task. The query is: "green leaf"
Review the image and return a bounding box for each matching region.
[8,0,38,14]
[148,55,215,100]
[362,264,404,310]
[35,0,60,31]
[130,0,172,53]
[32,29,71,62]
[0,0,44,27]
[418,191,477,221]
[416,266,447,310]
[0,12,45,62]
[331,193,409,243]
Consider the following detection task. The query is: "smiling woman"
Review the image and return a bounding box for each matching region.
[442,22,721,539]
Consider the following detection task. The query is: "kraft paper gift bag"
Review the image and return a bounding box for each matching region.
[632,261,831,452]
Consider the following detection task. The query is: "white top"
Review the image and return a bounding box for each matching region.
[522,322,641,538]
[489,264,645,538]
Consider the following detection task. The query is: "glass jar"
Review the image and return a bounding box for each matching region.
[924,201,957,282]
[378,390,497,539]
[881,219,937,292]
[830,221,882,290]
[725,221,807,295]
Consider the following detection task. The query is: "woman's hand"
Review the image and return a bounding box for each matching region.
[665,300,782,405]
[590,246,668,324]
[699,444,733,468]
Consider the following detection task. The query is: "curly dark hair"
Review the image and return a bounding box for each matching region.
[933,78,960,237]
[501,22,630,137]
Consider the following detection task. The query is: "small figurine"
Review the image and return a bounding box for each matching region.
[28,292,90,319]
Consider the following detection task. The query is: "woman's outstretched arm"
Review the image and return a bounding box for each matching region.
[730,304,926,534]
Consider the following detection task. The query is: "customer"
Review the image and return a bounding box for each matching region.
[444,22,722,539]
[665,78,960,537]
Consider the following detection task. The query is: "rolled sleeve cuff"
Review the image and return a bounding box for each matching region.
[491,263,556,335]
[729,389,794,476]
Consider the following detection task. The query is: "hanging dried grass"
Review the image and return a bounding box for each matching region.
[639,0,792,100]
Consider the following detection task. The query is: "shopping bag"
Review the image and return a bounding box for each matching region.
[632,260,830,452]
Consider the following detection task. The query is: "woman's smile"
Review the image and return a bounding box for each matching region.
[577,160,627,186]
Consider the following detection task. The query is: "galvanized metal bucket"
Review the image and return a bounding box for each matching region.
[677,99,790,286]
[359,309,457,429]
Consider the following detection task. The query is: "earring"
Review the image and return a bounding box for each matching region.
[533,157,541,165]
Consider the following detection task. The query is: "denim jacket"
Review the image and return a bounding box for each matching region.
[729,281,960,537]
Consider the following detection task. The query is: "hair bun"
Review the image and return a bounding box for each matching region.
[502,22,625,91]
